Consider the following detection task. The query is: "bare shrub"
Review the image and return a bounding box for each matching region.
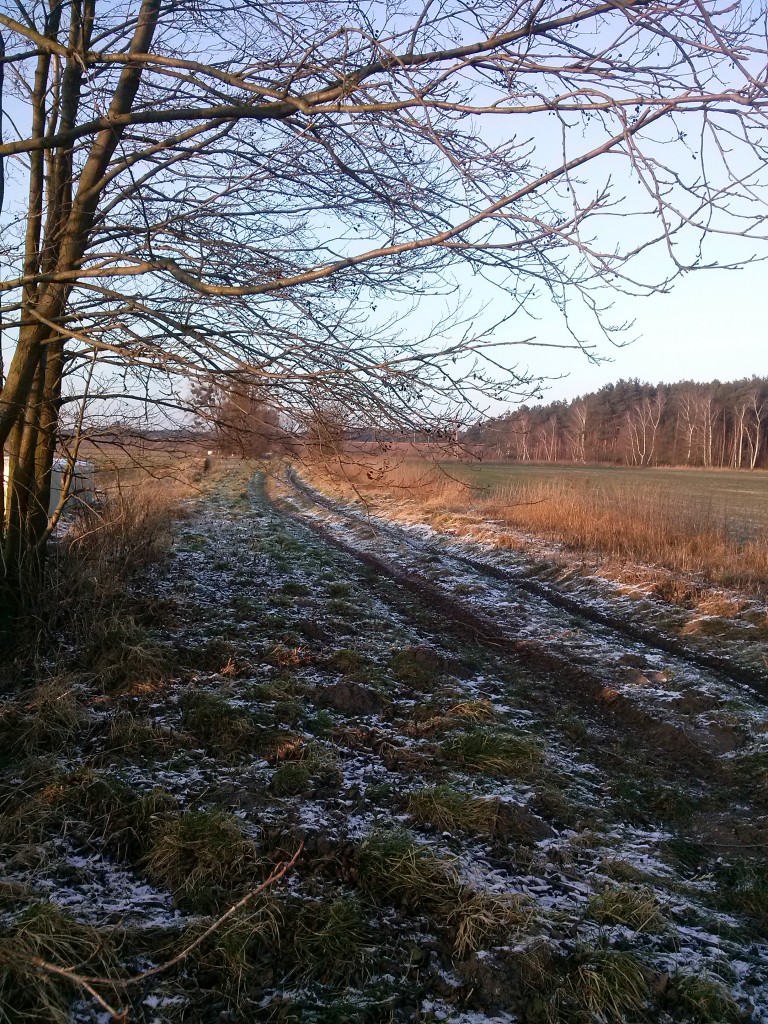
[66,471,191,581]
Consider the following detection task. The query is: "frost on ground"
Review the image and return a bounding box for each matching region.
[1,463,766,1023]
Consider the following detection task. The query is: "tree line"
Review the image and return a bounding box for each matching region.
[464,378,768,469]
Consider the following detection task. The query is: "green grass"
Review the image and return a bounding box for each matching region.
[180,690,257,757]
[188,895,285,994]
[294,896,373,983]
[441,727,544,778]
[142,809,261,912]
[271,762,312,795]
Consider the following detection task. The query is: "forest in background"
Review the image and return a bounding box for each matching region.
[464,377,768,468]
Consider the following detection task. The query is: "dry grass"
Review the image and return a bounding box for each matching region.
[303,458,768,599]
[483,477,768,596]
[407,785,506,836]
[5,454,202,677]
[441,728,544,779]
[447,891,531,958]
[357,829,531,959]
[0,679,90,756]
[673,972,745,1023]
[0,903,120,1024]
[142,810,261,912]
[586,885,667,933]
[559,949,651,1023]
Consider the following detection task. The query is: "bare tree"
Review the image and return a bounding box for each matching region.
[2,1,768,601]
[565,399,588,464]
[746,391,766,470]
[192,382,288,457]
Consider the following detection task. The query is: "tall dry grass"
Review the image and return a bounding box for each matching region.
[482,478,768,596]
[66,468,193,581]
[304,458,768,599]
[5,457,204,670]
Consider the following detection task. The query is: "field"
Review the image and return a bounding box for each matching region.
[300,456,768,605]
[0,457,766,1022]
[447,462,768,540]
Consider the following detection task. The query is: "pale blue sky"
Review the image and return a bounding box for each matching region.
[512,259,767,404]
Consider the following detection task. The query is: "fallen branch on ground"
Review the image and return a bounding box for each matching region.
[25,843,303,1022]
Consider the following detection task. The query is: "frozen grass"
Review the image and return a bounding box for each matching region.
[447,891,531,958]
[74,771,178,860]
[180,690,257,758]
[0,768,177,863]
[1,462,765,1021]
[305,458,768,598]
[188,895,285,996]
[358,829,531,959]
[294,896,373,983]
[407,785,507,836]
[100,713,179,761]
[0,903,119,1024]
[357,829,459,910]
[672,972,745,1023]
[715,861,768,934]
[586,885,667,933]
[556,949,652,1024]
[142,810,261,912]
[1,679,89,757]
[441,727,544,778]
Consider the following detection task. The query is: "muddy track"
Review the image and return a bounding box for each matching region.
[283,468,768,694]
[263,474,761,775]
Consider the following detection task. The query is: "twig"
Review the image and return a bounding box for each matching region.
[26,844,303,1020]
[26,960,125,1021]
[114,843,303,985]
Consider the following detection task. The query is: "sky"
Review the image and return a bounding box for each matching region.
[2,1,767,424]
[513,258,767,405]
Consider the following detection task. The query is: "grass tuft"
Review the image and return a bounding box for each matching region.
[0,903,118,1023]
[447,699,496,722]
[562,949,651,1023]
[143,809,261,912]
[442,727,543,778]
[389,646,443,688]
[1,680,89,757]
[271,762,311,796]
[294,896,373,983]
[672,972,745,1023]
[189,895,285,995]
[447,891,531,958]
[357,829,458,910]
[587,884,667,933]
[180,690,256,757]
[407,785,505,836]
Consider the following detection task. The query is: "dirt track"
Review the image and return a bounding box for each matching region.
[1,463,766,1023]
